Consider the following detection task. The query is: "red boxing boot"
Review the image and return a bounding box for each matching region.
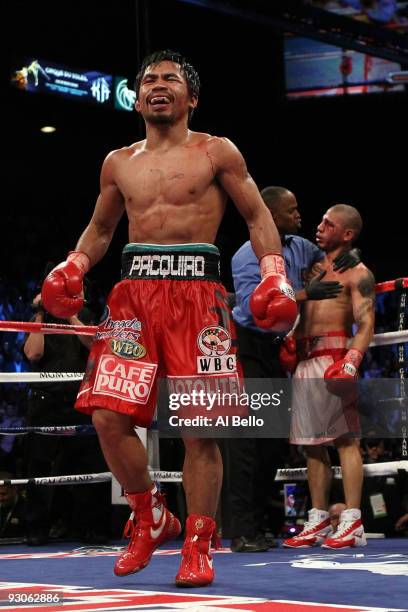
[114,485,181,576]
[175,514,217,587]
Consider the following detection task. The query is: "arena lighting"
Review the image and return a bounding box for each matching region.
[40,125,56,133]
[386,70,408,83]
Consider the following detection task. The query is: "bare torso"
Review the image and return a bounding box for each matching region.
[299,259,365,337]
[112,132,227,244]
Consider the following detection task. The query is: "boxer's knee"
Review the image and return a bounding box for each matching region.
[334,436,361,451]
[306,444,330,464]
[92,408,134,445]
[183,437,220,460]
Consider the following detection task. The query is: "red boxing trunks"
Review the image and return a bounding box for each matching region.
[75,243,240,427]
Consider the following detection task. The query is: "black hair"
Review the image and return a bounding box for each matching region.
[134,50,200,122]
[260,186,292,214]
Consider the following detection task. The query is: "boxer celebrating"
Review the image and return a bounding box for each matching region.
[41,50,297,587]
[283,204,375,549]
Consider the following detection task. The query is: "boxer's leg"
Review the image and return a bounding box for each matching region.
[92,409,151,492]
[182,437,222,517]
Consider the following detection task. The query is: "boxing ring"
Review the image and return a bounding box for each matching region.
[0,278,408,610]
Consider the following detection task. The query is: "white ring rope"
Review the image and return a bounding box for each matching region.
[3,462,404,487]
[0,372,84,382]
[369,330,408,347]
[0,470,183,486]
[276,460,408,481]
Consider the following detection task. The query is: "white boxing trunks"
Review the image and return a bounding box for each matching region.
[290,332,360,445]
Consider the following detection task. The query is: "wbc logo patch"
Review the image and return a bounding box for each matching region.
[196,326,236,374]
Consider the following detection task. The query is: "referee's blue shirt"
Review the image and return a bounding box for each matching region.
[232,236,323,334]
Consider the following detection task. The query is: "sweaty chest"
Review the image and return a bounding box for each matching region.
[117,150,216,207]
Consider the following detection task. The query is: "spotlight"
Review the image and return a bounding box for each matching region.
[40,126,56,133]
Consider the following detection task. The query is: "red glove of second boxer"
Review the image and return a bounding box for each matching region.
[324,348,363,399]
[279,336,297,373]
[250,253,297,333]
[41,251,90,318]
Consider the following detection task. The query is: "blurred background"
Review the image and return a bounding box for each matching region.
[4,0,408,293]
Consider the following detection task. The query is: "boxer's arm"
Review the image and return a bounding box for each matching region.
[23,294,45,362]
[324,267,375,385]
[350,267,376,354]
[68,314,94,350]
[210,137,297,332]
[209,137,281,257]
[75,151,125,268]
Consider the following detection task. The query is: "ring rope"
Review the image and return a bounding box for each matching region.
[0,425,95,436]
[375,277,408,294]
[0,470,183,486]
[276,460,408,481]
[368,330,408,347]
[0,321,97,336]
[0,328,408,385]
[0,372,84,382]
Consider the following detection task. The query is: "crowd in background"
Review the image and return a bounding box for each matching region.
[0,274,408,542]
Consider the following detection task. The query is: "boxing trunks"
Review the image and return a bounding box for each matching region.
[75,244,240,427]
[290,332,360,445]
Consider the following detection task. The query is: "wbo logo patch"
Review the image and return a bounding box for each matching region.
[110,338,146,360]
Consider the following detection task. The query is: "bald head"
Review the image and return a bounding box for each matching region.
[260,186,301,235]
[328,204,362,242]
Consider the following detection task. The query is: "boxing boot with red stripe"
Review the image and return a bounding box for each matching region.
[283,508,332,548]
[175,514,217,587]
[114,484,181,576]
[322,508,367,549]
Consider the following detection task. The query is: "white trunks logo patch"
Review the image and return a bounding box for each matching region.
[93,355,157,404]
[197,326,235,373]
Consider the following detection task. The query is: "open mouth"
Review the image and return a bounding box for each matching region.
[149,95,171,106]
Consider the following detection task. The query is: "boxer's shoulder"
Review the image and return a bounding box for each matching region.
[205,135,245,172]
[347,262,373,281]
[346,263,375,292]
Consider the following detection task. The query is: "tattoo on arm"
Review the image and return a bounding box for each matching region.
[356,299,374,325]
[356,271,375,326]
[358,271,375,299]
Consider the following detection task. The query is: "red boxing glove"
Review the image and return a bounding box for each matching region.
[250,253,297,333]
[41,251,90,318]
[279,336,297,373]
[324,348,363,398]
